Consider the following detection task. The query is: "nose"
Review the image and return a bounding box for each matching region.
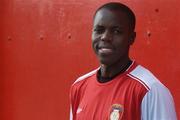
[101,30,112,42]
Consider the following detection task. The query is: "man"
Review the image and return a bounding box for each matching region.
[70,2,177,120]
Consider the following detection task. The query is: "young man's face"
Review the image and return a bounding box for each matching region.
[92,9,135,66]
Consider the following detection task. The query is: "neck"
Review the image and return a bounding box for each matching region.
[100,57,132,78]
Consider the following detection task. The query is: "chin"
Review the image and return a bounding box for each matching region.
[98,58,114,66]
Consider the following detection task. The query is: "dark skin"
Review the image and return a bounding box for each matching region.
[92,9,136,79]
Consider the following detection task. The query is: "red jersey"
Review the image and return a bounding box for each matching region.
[70,61,177,120]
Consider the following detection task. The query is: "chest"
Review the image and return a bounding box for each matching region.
[75,78,147,120]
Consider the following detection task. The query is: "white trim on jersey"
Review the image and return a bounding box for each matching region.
[70,105,73,120]
[129,65,177,120]
[73,68,99,85]
[129,65,162,89]
[127,74,150,90]
[73,60,135,85]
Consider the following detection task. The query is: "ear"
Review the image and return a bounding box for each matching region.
[129,31,136,45]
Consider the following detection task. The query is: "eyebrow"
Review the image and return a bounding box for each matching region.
[112,26,123,29]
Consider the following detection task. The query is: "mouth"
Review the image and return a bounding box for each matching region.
[98,47,114,55]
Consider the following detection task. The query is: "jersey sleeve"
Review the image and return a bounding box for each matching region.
[69,82,81,120]
[69,85,74,120]
[69,83,78,120]
[70,105,73,120]
[141,83,177,120]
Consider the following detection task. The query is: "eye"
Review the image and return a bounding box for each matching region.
[93,27,105,34]
[113,28,123,34]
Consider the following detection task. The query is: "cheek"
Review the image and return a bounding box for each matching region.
[92,33,100,41]
[114,35,130,45]
[92,40,98,52]
[92,34,100,46]
[91,38,97,50]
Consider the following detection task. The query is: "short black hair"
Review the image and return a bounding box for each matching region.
[94,2,136,31]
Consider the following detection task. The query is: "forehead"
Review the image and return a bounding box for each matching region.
[93,9,129,27]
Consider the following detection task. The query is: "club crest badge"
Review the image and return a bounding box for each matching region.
[110,104,124,120]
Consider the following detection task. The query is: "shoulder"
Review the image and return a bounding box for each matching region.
[130,65,178,119]
[127,64,174,100]
[70,68,99,102]
[71,68,99,87]
[128,64,167,91]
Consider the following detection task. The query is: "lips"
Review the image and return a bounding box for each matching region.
[98,46,114,55]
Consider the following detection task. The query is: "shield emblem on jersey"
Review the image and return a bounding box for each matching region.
[110,104,124,120]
